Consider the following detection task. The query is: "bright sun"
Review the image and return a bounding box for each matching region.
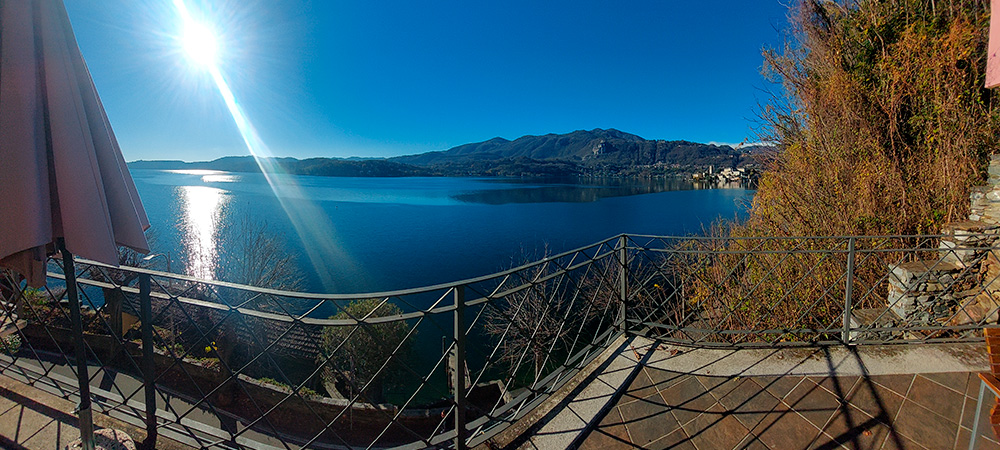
[181,21,218,68]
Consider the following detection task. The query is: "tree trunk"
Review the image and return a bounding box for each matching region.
[103,288,124,363]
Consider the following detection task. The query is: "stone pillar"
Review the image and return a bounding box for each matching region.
[970,155,1000,224]
[887,260,959,320]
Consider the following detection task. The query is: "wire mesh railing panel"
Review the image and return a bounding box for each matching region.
[460,237,622,444]
[0,267,83,400]
[0,236,625,449]
[847,235,1000,344]
[3,232,1000,449]
[626,233,1000,347]
[627,235,856,346]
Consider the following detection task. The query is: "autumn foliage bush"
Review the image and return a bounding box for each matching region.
[752,0,1000,236]
[676,1,1000,341]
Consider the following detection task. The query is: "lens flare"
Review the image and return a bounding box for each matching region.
[181,21,217,67]
[172,0,358,292]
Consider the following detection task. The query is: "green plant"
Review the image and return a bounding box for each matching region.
[156,341,184,356]
[259,377,288,388]
[0,335,22,355]
[22,288,46,307]
[300,386,318,397]
[258,377,318,397]
[318,299,411,404]
[189,356,221,370]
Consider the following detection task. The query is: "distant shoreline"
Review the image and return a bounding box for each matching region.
[129,128,770,179]
[127,158,765,181]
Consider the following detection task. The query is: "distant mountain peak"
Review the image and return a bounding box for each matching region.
[129,129,764,179]
[391,128,724,166]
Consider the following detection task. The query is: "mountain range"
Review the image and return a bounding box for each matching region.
[129,128,767,177]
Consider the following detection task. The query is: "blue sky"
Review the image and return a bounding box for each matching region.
[64,0,791,162]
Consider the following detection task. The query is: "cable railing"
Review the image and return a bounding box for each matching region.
[0,232,998,449]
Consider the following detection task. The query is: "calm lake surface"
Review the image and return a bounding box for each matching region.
[131,169,754,294]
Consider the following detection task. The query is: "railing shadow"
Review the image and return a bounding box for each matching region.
[576,337,987,449]
[501,335,648,450]
[0,378,79,450]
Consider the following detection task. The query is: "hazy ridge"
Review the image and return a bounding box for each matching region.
[129,128,767,177]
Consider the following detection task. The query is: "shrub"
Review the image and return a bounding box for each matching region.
[317,299,411,404]
[752,0,1000,237]
[667,0,1000,341]
[483,254,663,380]
[0,335,21,356]
[259,377,318,397]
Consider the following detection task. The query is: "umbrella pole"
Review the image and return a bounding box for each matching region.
[59,239,95,450]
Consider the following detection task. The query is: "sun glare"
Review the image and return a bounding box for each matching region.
[173,0,219,69]
[182,21,218,67]
[171,0,356,290]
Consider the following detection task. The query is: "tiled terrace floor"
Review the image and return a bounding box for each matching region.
[0,335,995,450]
[580,367,998,450]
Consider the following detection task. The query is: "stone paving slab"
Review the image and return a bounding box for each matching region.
[519,336,1000,450]
[580,370,1000,449]
[3,336,998,450]
[0,383,80,450]
[521,336,649,449]
[642,340,988,378]
[0,373,194,450]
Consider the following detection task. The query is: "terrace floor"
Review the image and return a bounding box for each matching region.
[516,337,1000,450]
[581,369,995,449]
[0,370,196,450]
[0,336,997,450]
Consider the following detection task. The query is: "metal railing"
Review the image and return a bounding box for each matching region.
[624,233,1000,346]
[0,233,998,449]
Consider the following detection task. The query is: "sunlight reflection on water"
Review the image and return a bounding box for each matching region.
[201,174,240,183]
[178,185,227,279]
[166,169,221,176]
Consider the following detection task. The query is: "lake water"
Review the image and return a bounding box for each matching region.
[130,169,754,294]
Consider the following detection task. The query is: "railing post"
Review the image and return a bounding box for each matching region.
[452,285,467,450]
[618,235,629,334]
[139,274,158,449]
[842,237,856,345]
[59,240,94,450]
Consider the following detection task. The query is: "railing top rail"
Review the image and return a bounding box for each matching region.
[46,270,439,325]
[624,232,995,241]
[71,234,625,300]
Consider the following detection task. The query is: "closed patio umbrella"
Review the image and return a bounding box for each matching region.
[0,1,151,449]
[0,0,150,286]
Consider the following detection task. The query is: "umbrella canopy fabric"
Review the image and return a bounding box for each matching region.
[0,0,150,286]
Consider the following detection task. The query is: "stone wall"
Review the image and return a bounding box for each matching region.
[877,156,1000,336]
[969,155,1000,224]
[887,259,960,320]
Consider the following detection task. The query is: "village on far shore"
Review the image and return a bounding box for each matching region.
[692,164,761,185]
